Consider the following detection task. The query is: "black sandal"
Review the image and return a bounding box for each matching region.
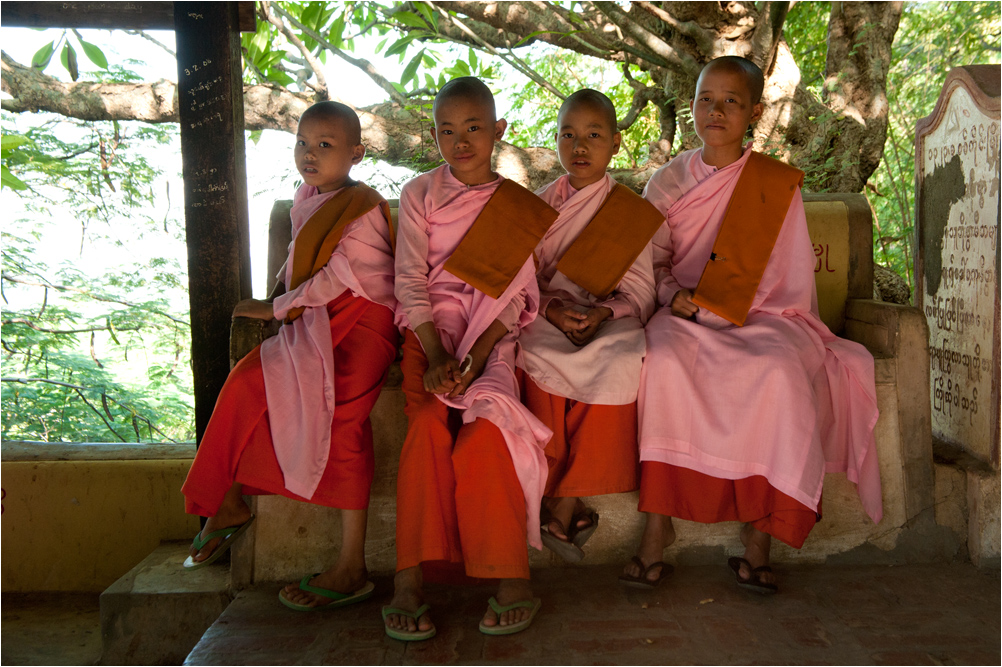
[727,556,778,594]
[618,556,673,589]
[540,511,585,562]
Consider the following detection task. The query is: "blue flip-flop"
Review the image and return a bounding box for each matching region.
[478,596,542,635]
[278,574,375,611]
[182,515,255,570]
[382,604,436,641]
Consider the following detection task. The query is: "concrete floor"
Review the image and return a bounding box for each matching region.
[3,562,998,666]
[2,593,102,666]
[187,562,1000,666]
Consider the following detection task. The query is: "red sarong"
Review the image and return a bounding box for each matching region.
[395,330,530,580]
[182,292,397,515]
[638,461,819,549]
[518,370,638,497]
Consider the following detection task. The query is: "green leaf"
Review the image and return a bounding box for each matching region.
[302,3,320,31]
[328,15,345,49]
[468,48,478,70]
[393,10,428,28]
[1,166,28,191]
[385,36,412,57]
[31,41,56,70]
[265,70,295,87]
[76,38,108,69]
[422,52,437,68]
[250,28,270,54]
[401,49,425,86]
[61,43,79,81]
[1,135,32,151]
[248,130,263,145]
[414,3,437,28]
[447,60,471,77]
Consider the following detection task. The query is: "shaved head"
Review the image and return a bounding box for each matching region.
[299,101,362,145]
[698,56,765,105]
[433,77,497,120]
[558,89,618,133]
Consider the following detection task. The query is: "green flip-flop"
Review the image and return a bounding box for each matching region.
[278,574,376,611]
[182,515,255,570]
[479,596,542,636]
[382,604,436,641]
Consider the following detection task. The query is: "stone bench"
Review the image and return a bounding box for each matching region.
[227,193,933,586]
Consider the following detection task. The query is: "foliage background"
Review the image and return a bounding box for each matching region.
[1,1,999,442]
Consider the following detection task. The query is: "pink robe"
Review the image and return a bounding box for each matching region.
[516,174,656,405]
[640,148,882,523]
[395,165,553,549]
[261,183,396,500]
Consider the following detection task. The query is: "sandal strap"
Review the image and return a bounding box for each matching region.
[381,603,431,620]
[487,596,536,615]
[296,573,350,601]
[630,556,668,577]
[191,525,239,551]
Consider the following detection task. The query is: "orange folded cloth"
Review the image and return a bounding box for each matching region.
[443,179,558,298]
[286,182,389,322]
[555,183,664,299]
[692,152,804,326]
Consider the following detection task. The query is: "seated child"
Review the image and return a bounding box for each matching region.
[384,77,555,640]
[181,102,399,611]
[517,89,658,561]
[622,57,881,593]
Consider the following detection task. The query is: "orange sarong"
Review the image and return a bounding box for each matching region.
[395,330,530,580]
[182,292,397,515]
[638,461,819,549]
[518,370,638,497]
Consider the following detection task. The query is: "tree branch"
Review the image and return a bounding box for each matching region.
[2,376,180,443]
[123,30,176,58]
[2,319,141,335]
[259,1,329,101]
[429,4,566,100]
[269,2,408,107]
[591,2,699,75]
[2,273,189,326]
[634,1,716,54]
[750,1,792,72]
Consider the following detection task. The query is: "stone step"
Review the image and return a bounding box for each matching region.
[183,563,1000,666]
[99,541,231,666]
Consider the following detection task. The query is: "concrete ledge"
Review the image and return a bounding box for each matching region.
[101,542,231,666]
[2,441,196,461]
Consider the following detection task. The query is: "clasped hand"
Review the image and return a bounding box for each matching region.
[424,349,483,399]
[546,302,611,346]
[670,289,699,319]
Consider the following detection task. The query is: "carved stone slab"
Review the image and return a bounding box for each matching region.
[915,65,1001,468]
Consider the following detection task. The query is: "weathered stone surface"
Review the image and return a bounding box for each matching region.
[967,469,1001,569]
[100,542,231,666]
[934,461,969,541]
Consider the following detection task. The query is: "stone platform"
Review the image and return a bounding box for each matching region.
[185,562,999,665]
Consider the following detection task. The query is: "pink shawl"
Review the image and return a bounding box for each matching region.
[261,183,395,500]
[640,149,882,523]
[516,174,655,404]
